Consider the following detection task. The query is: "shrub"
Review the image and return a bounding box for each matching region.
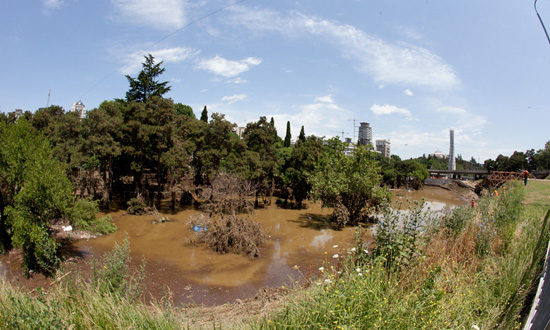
[90,236,146,300]
[126,194,149,215]
[69,197,116,235]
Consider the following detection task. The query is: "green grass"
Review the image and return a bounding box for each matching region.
[255,182,549,329]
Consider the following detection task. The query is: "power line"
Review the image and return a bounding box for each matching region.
[535,0,550,47]
[79,0,248,100]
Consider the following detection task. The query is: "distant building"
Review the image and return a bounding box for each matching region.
[13,109,23,120]
[448,129,456,171]
[71,100,86,119]
[344,138,356,156]
[234,126,246,138]
[375,139,391,158]
[429,150,448,159]
[358,122,372,146]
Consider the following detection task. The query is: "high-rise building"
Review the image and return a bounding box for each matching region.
[376,139,391,158]
[358,122,372,146]
[448,129,456,171]
[71,100,86,119]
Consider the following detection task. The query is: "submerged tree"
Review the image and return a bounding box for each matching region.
[310,138,390,228]
[125,54,171,103]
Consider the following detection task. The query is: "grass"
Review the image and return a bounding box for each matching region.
[0,181,549,329]
[256,182,550,329]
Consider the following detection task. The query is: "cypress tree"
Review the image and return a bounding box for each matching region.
[200,106,208,123]
[298,125,306,142]
[284,121,292,147]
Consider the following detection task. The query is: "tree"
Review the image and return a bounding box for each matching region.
[200,106,208,123]
[282,135,323,208]
[0,120,74,275]
[81,101,124,204]
[298,126,306,142]
[284,121,292,147]
[243,116,280,205]
[125,54,171,103]
[309,138,390,228]
[174,103,195,118]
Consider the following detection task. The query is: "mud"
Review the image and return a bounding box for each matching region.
[0,186,466,307]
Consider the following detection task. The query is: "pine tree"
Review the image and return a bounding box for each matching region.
[125,54,171,103]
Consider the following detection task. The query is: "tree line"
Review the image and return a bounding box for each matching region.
[2,54,547,275]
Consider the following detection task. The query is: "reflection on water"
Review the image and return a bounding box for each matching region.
[0,186,466,306]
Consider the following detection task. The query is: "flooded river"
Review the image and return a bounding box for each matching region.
[0,186,466,306]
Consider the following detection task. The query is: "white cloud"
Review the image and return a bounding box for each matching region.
[120,47,199,75]
[228,8,459,90]
[436,106,487,134]
[404,89,414,96]
[227,77,247,84]
[371,104,412,117]
[196,55,262,77]
[221,94,248,104]
[43,0,63,9]
[111,0,186,30]
[315,95,334,103]
[270,96,352,139]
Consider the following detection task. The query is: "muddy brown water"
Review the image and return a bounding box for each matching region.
[0,186,465,306]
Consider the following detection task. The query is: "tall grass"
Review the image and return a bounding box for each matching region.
[257,182,549,329]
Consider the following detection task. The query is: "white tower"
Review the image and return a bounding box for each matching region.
[448,129,456,171]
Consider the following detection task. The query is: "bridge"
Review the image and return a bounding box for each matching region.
[427,169,489,180]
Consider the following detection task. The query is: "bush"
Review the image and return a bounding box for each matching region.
[127,195,149,215]
[90,236,146,300]
[69,197,116,235]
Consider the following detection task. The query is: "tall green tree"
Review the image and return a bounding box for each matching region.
[243,116,280,205]
[81,101,124,203]
[284,121,292,147]
[298,126,306,142]
[125,54,171,103]
[0,120,73,275]
[200,106,208,123]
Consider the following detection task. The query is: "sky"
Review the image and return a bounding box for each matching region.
[1,0,550,162]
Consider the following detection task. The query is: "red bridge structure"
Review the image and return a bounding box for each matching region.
[474,171,532,194]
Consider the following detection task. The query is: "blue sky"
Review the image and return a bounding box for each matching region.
[1,0,550,161]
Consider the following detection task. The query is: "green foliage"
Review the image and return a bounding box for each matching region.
[310,138,390,227]
[0,120,73,275]
[444,205,473,238]
[281,136,323,207]
[373,201,435,269]
[68,197,116,235]
[125,54,171,103]
[90,237,146,300]
[174,102,195,118]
